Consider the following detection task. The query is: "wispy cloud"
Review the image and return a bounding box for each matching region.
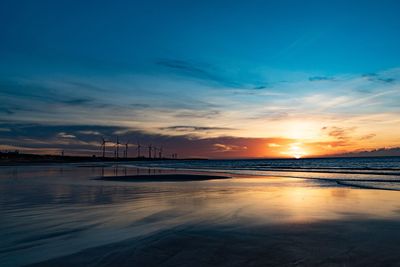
[322,126,356,141]
[0,108,14,115]
[174,110,220,119]
[253,85,267,90]
[268,143,281,147]
[308,76,335,82]
[359,133,376,140]
[362,73,396,83]
[61,98,93,105]
[57,132,76,138]
[213,143,248,152]
[156,58,240,87]
[78,130,102,136]
[160,125,236,132]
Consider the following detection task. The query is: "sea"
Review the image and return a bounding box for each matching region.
[129,156,400,190]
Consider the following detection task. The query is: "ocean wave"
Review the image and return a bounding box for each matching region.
[126,157,400,191]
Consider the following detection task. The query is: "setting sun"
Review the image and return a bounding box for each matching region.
[281,143,307,159]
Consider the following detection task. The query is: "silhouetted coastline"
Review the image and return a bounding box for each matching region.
[0,151,207,165]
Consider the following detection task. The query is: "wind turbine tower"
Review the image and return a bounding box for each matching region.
[124,141,129,158]
[148,144,152,159]
[101,137,111,158]
[137,142,141,158]
[153,146,157,159]
[115,136,120,159]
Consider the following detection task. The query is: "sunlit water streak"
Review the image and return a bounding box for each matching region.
[0,161,400,266]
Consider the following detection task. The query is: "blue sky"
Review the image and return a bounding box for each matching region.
[2,0,400,75]
[0,0,400,157]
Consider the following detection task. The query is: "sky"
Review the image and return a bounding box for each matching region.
[0,0,400,158]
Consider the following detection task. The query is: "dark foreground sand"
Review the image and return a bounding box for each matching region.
[98,174,231,182]
[27,219,400,267]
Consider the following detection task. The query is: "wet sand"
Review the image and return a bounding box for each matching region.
[28,219,400,267]
[98,174,231,182]
[1,164,400,267]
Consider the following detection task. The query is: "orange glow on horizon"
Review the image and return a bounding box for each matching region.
[280,143,308,159]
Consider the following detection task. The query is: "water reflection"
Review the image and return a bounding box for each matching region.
[0,164,400,266]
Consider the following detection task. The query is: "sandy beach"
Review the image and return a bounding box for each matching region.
[29,219,400,266]
[1,163,400,266]
[98,173,231,182]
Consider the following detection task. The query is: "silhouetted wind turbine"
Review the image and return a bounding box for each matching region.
[159,146,163,159]
[137,142,141,158]
[101,137,106,157]
[101,137,111,158]
[124,141,129,158]
[115,136,120,159]
[148,144,152,159]
[153,146,157,159]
